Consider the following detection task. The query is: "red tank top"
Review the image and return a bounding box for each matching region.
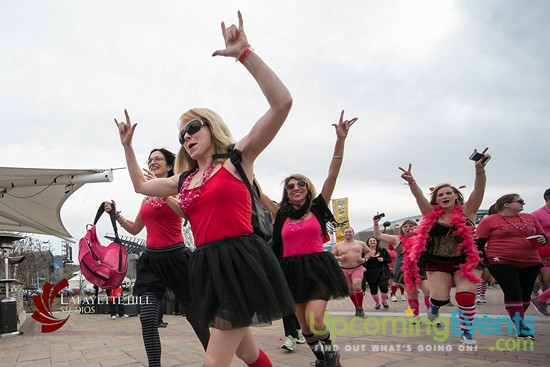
[139,199,184,248]
[183,166,253,246]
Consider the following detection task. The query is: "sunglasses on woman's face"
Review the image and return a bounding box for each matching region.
[286,180,306,190]
[179,119,207,144]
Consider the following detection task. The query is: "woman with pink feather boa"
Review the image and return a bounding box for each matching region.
[399,148,490,346]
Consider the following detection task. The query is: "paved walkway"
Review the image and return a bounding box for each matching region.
[0,286,549,366]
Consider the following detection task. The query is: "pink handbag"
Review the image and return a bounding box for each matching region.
[78,203,128,290]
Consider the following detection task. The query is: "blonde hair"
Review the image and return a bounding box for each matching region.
[174,108,235,173]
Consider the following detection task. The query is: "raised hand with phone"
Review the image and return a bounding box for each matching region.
[469,147,491,166]
[397,147,490,346]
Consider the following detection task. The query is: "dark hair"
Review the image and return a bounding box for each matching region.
[399,220,417,236]
[429,184,465,206]
[544,188,550,200]
[366,237,382,253]
[149,148,176,177]
[487,203,498,215]
[494,193,520,213]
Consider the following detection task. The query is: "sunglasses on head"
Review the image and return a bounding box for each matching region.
[178,119,207,144]
[286,180,306,190]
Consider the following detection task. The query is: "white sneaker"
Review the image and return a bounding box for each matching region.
[296,329,306,344]
[122,314,129,318]
[391,295,397,302]
[111,315,116,320]
[281,335,296,351]
[410,316,421,325]
[460,332,478,346]
[401,294,407,301]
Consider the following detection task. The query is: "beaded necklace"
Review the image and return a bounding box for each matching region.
[146,196,165,208]
[178,161,218,210]
[499,213,531,234]
[288,213,308,233]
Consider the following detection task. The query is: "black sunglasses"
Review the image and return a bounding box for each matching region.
[286,180,306,190]
[178,119,207,144]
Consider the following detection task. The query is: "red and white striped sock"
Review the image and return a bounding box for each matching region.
[456,292,476,333]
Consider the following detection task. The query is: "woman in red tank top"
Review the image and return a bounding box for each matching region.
[104,148,210,367]
[114,12,294,367]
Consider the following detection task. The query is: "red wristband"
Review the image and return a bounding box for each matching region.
[237,45,253,63]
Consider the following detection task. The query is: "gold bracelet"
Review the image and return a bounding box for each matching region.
[333,155,343,159]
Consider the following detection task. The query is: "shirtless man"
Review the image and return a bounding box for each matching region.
[333,227,372,317]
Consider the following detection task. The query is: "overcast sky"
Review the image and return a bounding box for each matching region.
[1,0,549,255]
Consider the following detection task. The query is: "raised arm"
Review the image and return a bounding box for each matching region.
[320,110,357,204]
[115,110,179,197]
[373,215,399,246]
[214,12,292,179]
[399,163,432,216]
[464,148,490,220]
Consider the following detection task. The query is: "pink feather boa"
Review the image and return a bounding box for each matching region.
[403,205,481,292]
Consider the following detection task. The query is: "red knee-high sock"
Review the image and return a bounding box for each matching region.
[349,292,358,308]
[355,291,364,307]
[424,295,430,310]
[397,284,405,295]
[504,301,526,329]
[391,284,398,296]
[371,294,380,304]
[455,292,476,334]
[381,293,388,303]
[408,298,420,316]
[247,349,272,367]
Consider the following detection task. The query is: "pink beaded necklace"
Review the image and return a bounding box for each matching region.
[146,196,165,208]
[499,213,531,234]
[178,161,218,210]
[288,213,308,233]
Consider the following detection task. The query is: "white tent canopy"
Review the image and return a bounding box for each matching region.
[0,167,113,240]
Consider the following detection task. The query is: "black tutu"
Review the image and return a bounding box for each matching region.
[280,252,348,303]
[188,234,295,330]
[133,243,193,302]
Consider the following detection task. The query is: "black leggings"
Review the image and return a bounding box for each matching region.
[487,264,541,302]
[362,270,389,295]
[283,313,299,339]
[140,293,162,367]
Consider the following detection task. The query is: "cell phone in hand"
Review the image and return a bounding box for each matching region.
[373,213,385,221]
[469,150,491,165]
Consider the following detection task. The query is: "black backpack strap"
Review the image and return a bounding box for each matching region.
[212,145,253,194]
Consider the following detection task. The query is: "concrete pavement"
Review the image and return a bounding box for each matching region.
[0,286,549,366]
